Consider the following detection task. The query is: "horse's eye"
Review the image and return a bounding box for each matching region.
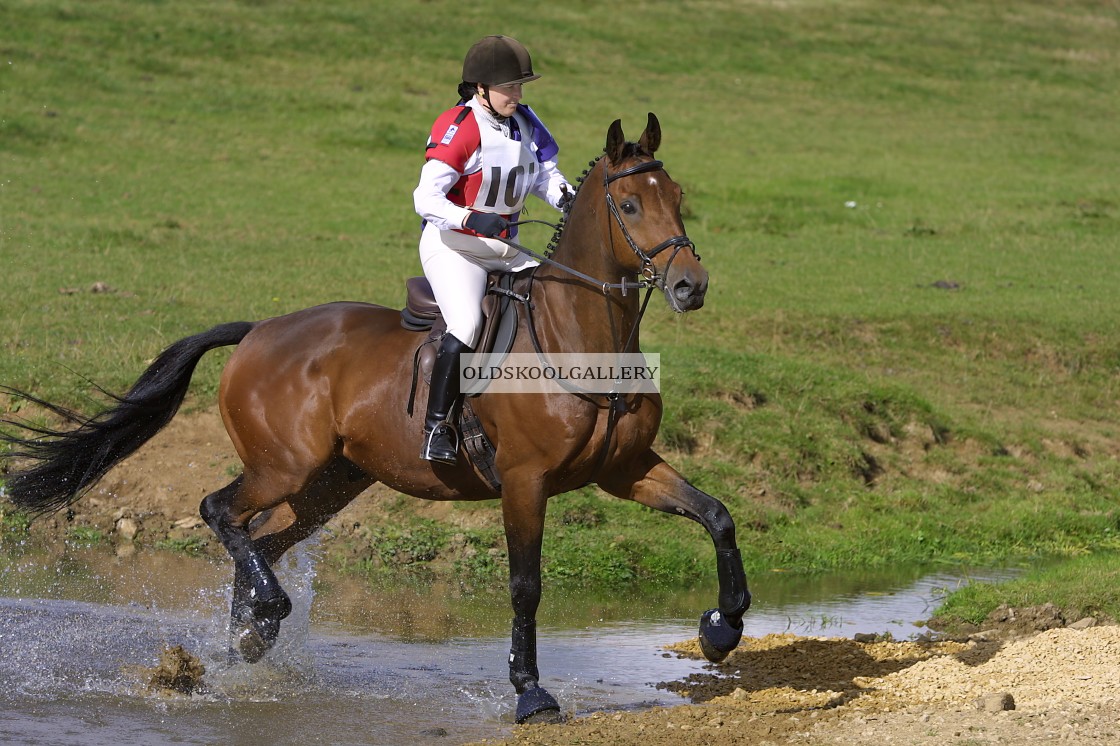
[620,201,637,215]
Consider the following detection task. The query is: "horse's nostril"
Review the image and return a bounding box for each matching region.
[674,280,696,301]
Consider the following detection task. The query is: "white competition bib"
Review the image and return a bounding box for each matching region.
[471,112,538,215]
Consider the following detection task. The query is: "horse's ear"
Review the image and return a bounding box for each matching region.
[639,112,661,155]
[606,119,626,164]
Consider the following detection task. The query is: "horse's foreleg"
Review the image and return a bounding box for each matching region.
[501,482,563,724]
[200,477,293,663]
[599,451,750,662]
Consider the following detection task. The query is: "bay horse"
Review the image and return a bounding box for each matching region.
[1,113,750,723]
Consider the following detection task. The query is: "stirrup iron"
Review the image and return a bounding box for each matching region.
[421,420,459,464]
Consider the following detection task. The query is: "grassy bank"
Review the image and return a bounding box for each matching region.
[3,1,1119,613]
[933,553,1120,628]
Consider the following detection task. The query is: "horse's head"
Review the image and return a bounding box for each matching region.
[601,113,708,312]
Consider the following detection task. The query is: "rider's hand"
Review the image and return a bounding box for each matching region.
[464,211,510,238]
[557,185,574,214]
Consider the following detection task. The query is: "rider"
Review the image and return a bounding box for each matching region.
[414,35,572,464]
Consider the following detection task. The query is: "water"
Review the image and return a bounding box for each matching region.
[0,543,1013,746]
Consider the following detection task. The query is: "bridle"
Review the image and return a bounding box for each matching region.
[602,158,698,290]
[493,153,702,364]
[491,155,702,481]
[498,155,699,296]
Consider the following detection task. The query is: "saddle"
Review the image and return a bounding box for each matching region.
[400,272,523,374]
[400,272,528,492]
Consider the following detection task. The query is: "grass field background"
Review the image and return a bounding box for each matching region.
[3,1,1119,618]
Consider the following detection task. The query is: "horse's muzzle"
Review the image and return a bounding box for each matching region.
[667,267,708,312]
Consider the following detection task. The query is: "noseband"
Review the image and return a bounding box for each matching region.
[603,159,699,287]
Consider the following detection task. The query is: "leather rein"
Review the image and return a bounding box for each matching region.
[493,156,700,365]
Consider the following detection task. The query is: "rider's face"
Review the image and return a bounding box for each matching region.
[480,82,522,117]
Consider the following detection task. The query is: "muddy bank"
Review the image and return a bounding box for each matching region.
[472,624,1120,746]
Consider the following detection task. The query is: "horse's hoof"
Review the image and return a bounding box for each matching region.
[698,608,743,663]
[234,614,283,663]
[515,686,562,724]
[235,625,271,664]
[236,625,277,663]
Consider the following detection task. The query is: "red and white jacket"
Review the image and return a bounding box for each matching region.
[414,97,569,238]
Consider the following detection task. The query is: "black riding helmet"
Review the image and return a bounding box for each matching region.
[462,35,541,87]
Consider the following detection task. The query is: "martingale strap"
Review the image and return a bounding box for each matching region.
[477,155,698,490]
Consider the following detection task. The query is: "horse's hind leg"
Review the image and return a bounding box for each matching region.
[201,475,295,663]
[209,457,374,662]
[248,457,374,568]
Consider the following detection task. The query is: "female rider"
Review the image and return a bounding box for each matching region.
[414,35,571,464]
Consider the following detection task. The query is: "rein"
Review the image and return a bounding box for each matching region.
[494,226,650,296]
[493,155,700,371]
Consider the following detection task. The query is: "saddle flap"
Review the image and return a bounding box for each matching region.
[474,291,501,358]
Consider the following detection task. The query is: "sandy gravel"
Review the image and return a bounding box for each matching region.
[469,625,1120,745]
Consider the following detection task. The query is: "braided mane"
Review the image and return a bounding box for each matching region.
[545,153,601,257]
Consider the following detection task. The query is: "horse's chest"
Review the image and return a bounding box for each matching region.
[567,395,660,465]
[607,405,659,453]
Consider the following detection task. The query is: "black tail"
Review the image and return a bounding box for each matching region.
[1,321,254,516]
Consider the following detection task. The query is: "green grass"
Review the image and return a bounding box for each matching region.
[3,1,1120,616]
[153,535,210,555]
[933,552,1120,626]
[0,506,32,536]
[64,525,107,546]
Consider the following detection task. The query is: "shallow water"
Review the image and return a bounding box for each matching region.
[0,543,1012,745]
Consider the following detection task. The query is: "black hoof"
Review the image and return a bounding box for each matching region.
[235,622,275,664]
[515,686,562,724]
[231,594,291,664]
[698,608,743,663]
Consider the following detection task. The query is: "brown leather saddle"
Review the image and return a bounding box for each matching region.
[400,271,528,492]
[400,272,523,375]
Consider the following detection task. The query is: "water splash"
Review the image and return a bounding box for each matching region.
[1,542,1017,745]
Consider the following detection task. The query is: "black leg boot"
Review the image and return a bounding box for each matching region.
[420,333,472,464]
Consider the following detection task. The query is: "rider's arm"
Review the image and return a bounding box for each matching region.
[413,159,473,232]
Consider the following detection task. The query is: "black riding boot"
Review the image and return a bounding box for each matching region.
[420,333,472,464]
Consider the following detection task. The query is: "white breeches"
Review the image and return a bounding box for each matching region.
[418,223,537,348]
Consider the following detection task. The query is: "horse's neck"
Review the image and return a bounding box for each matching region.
[530,194,643,354]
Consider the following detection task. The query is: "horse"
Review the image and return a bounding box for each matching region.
[1,113,750,724]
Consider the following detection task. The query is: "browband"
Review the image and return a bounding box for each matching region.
[604,159,665,184]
